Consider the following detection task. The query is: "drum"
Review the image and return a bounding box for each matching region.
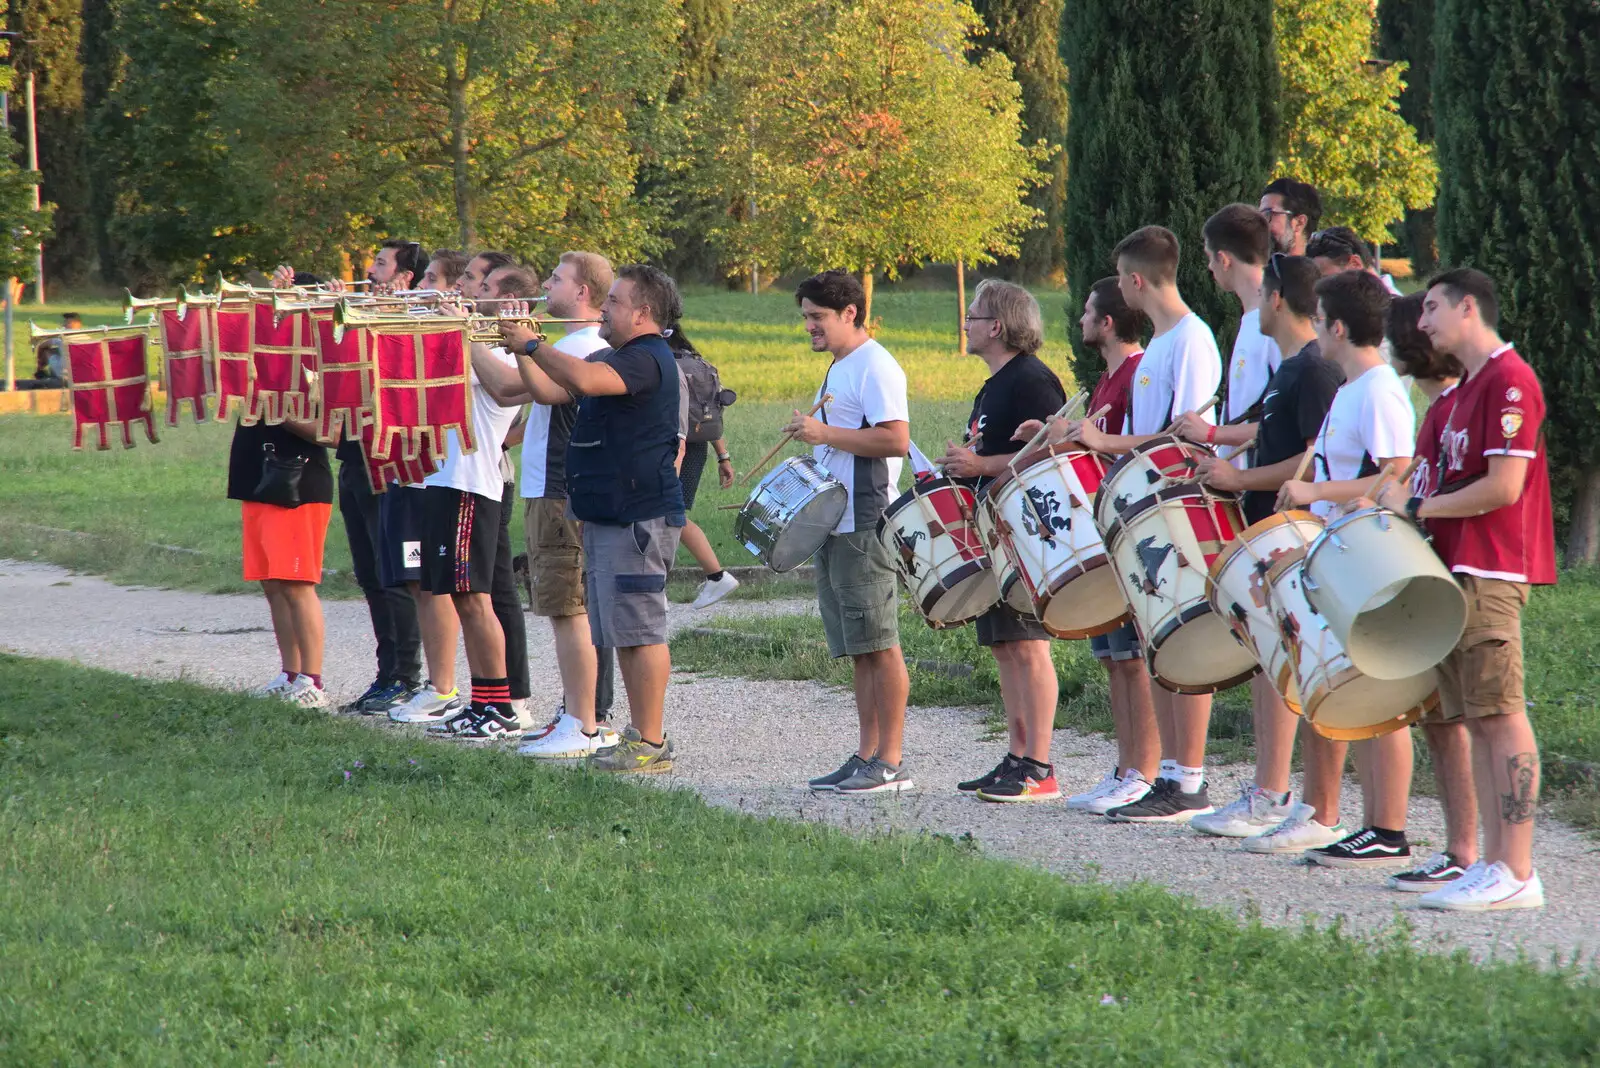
[879,476,999,627]
[734,455,848,572]
[1104,484,1256,692]
[1206,511,1327,706]
[1094,434,1214,533]
[1264,546,1438,740]
[1301,506,1467,681]
[979,444,1128,638]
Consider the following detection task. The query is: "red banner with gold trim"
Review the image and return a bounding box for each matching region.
[360,418,442,494]
[367,322,474,462]
[310,310,374,444]
[156,307,214,425]
[245,301,317,425]
[212,302,253,421]
[65,327,158,450]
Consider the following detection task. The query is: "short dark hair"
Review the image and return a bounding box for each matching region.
[1306,226,1374,268]
[469,250,518,276]
[1426,267,1500,329]
[62,312,83,325]
[1386,291,1463,382]
[616,264,682,329]
[1087,277,1144,344]
[1202,204,1270,267]
[380,239,429,285]
[1315,270,1391,348]
[489,265,541,300]
[795,269,868,326]
[1263,253,1321,319]
[1262,178,1323,231]
[1112,225,1181,286]
[427,249,469,288]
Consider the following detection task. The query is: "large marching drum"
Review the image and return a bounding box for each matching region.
[878,476,1000,628]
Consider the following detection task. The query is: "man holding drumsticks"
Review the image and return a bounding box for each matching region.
[940,280,1067,802]
[788,270,914,796]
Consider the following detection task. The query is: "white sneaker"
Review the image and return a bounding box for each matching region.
[509,697,533,730]
[1083,771,1152,816]
[518,716,620,759]
[1240,803,1346,855]
[692,572,741,609]
[283,674,330,710]
[389,685,465,724]
[1192,784,1295,838]
[1420,861,1544,911]
[1066,769,1121,811]
[254,671,294,697]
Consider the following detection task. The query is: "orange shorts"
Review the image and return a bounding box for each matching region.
[241,501,332,583]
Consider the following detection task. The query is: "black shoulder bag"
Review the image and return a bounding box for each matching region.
[253,442,307,509]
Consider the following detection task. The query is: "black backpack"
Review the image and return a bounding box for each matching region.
[669,328,736,444]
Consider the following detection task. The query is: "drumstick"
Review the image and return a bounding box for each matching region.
[1292,447,1315,482]
[1164,396,1219,433]
[738,394,832,487]
[1366,457,1420,506]
[1007,395,1096,472]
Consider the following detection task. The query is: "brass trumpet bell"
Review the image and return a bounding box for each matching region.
[123,289,181,325]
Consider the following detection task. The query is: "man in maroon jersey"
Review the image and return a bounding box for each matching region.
[1377,268,1556,911]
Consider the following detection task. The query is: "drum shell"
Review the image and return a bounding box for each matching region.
[1104,484,1256,693]
[1094,435,1214,533]
[734,456,847,573]
[879,476,999,628]
[1301,507,1467,681]
[979,444,1127,639]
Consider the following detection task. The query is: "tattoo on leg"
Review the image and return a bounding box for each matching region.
[1499,752,1539,824]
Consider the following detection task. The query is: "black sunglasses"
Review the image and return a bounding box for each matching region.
[1265,251,1290,280]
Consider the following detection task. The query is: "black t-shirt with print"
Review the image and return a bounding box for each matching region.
[1242,340,1343,524]
[966,353,1068,462]
[227,419,334,505]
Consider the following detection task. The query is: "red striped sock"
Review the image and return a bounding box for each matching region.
[471,677,513,720]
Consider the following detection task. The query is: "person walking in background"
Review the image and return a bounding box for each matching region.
[666,324,741,609]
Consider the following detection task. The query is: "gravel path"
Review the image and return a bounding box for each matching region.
[2,558,1595,969]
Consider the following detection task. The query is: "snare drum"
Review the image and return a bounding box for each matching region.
[1301,507,1467,681]
[1265,546,1438,740]
[879,476,999,627]
[734,456,848,572]
[1094,435,1214,533]
[1104,484,1255,692]
[1206,511,1326,705]
[979,444,1128,638]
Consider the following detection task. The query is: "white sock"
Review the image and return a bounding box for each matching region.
[1122,766,1149,783]
[1158,759,1179,782]
[1176,763,1205,794]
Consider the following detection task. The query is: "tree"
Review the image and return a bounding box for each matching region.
[1434,0,1600,564]
[0,4,52,285]
[693,0,1052,321]
[1061,0,1277,389]
[973,0,1069,283]
[1274,0,1436,245]
[1377,0,1436,272]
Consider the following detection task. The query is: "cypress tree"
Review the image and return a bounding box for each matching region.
[973,0,1069,283]
[1377,0,1436,273]
[1434,0,1600,563]
[1061,0,1277,389]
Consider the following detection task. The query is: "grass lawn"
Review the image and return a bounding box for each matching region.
[2,654,1596,1064]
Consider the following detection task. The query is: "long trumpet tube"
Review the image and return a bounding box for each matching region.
[123,290,181,325]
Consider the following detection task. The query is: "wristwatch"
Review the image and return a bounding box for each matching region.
[522,339,539,357]
[1405,496,1424,523]
[716,453,732,463]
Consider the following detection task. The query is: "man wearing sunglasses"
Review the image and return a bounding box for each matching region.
[1307,226,1403,296]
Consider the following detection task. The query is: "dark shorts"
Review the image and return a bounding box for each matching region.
[1089,620,1143,662]
[583,516,683,648]
[421,485,503,596]
[975,602,1051,647]
[378,485,428,588]
[680,440,709,510]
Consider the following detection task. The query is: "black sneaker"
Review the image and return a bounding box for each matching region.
[452,709,525,744]
[809,754,870,792]
[343,676,395,715]
[426,707,484,738]
[1105,778,1215,823]
[1388,851,1469,892]
[1308,827,1412,869]
[958,754,1020,793]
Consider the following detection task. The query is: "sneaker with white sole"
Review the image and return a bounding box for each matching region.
[1307,826,1412,869]
[810,754,872,792]
[283,674,330,710]
[1105,777,1214,823]
[389,685,465,724]
[1388,852,1471,893]
[425,708,482,738]
[1066,769,1122,810]
[1240,802,1346,855]
[835,758,915,795]
[692,572,741,609]
[451,708,524,744]
[254,671,294,697]
[1082,771,1154,815]
[1419,860,1544,911]
[518,715,619,758]
[1192,784,1296,838]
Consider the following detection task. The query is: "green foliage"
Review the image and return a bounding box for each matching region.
[1377,0,1437,270]
[0,8,51,284]
[1274,0,1437,244]
[973,0,1069,283]
[692,0,1052,282]
[1061,0,1278,388]
[1433,0,1600,477]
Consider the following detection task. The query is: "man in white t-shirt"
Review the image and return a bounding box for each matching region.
[1252,270,1418,869]
[1049,225,1222,824]
[785,270,913,796]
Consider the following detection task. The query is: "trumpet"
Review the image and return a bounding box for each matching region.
[31,320,155,344]
[123,290,181,325]
[332,301,597,345]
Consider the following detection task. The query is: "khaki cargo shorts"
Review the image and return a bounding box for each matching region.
[1428,575,1529,723]
[524,496,586,618]
[815,529,900,658]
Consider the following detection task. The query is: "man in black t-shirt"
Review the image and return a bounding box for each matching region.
[939,280,1068,803]
[1188,253,1341,841]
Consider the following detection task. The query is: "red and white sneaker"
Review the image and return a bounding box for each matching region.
[1419,861,1544,911]
[976,761,1061,803]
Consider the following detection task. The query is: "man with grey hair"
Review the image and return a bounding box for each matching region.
[940,278,1068,801]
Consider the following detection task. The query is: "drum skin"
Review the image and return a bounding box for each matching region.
[1104,483,1256,693]
[1095,435,1214,533]
[979,444,1129,639]
[734,456,848,573]
[879,476,1000,628]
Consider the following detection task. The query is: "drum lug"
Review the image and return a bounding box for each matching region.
[1377,511,1393,531]
[1329,533,1348,553]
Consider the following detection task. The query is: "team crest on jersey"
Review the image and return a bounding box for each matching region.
[1138,374,1151,387]
[1506,386,1523,402]
[1501,412,1523,438]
